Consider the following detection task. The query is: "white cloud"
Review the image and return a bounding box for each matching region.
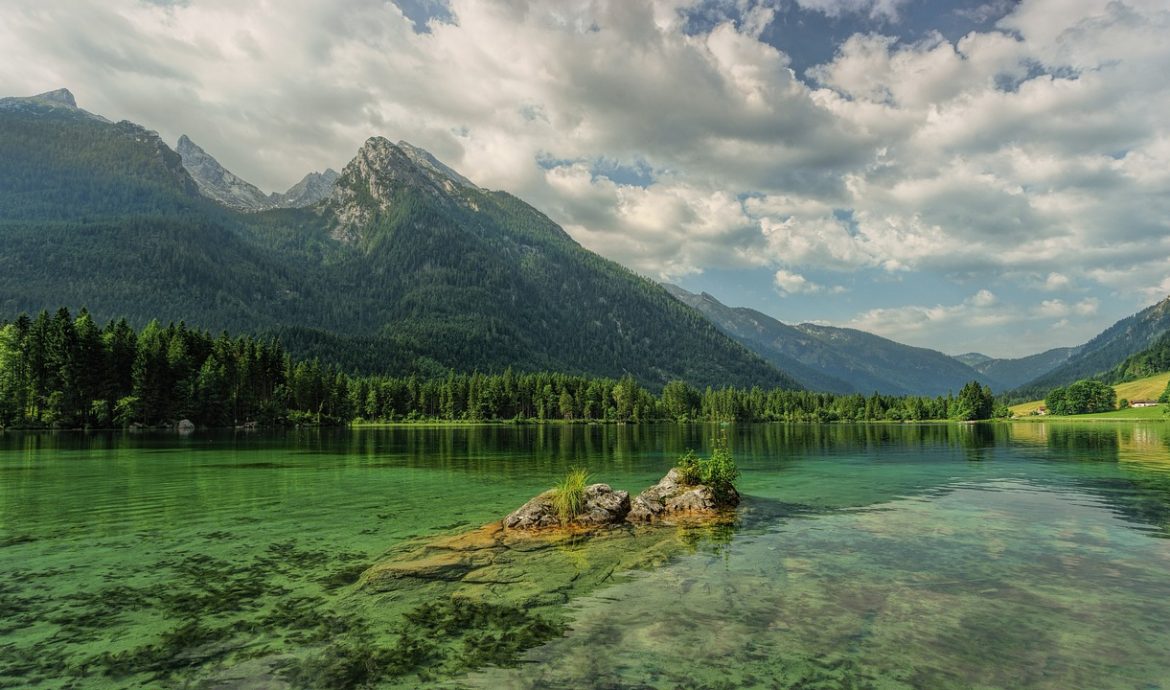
[1035,299,1071,318]
[847,289,1010,334]
[955,1,1014,24]
[773,269,845,295]
[1042,272,1071,291]
[794,0,911,22]
[0,0,1167,353]
[843,288,1104,354]
[970,289,997,307]
[1074,297,1099,316]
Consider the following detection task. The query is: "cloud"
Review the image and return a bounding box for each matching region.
[0,0,1166,354]
[794,0,911,22]
[843,288,1106,354]
[1033,297,1099,319]
[773,269,845,295]
[847,289,1011,336]
[1042,272,1071,291]
[954,1,1015,24]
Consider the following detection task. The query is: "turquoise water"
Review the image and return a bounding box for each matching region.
[2,423,1170,688]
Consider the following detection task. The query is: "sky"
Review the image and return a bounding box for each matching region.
[2,0,1168,358]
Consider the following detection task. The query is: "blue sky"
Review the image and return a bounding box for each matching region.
[2,0,1167,357]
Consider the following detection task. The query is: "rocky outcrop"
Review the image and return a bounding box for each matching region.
[324,137,480,244]
[177,135,276,212]
[177,134,340,212]
[503,483,630,530]
[627,468,739,523]
[0,88,108,122]
[272,168,339,208]
[501,471,737,530]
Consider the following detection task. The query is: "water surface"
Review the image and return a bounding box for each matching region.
[3,423,1170,688]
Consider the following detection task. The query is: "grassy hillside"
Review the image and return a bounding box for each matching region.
[1010,371,1170,417]
[1011,296,1170,399]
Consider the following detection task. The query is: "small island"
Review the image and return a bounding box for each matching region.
[503,438,741,530]
[360,440,742,595]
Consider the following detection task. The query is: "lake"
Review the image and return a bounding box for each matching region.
[3,423,1170,688]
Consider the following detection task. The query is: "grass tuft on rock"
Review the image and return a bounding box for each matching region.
[552,467,590,523]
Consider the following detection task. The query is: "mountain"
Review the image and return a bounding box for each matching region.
[659,288,852,393]
[176,135,339,211]
[953,348,1074,391]
[1012,296,1170,399]
[176,135,276,211]
[0,89,793,390]
[1102,331,1170,385]
[664,285,995,396]
[954,353,993,368]
[0,88,107,123]
[272,168,339,208]
[0,90,312,329]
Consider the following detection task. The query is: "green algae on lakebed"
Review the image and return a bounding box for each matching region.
[4,423,1170,688]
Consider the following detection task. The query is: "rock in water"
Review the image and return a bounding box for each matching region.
[577,483,632,526]
[177,419,195,433]
[502,490,559,530]
[503,483,630,530]
[627,468,739,523]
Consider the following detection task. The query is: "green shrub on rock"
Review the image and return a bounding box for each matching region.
[675,435,739,503]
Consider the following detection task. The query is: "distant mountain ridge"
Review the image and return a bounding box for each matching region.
[0,88,792,390]
[664,285,995,396]
[176,134,338,211]
[954,348,1075,391]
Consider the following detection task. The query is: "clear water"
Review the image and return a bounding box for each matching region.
[3,423,1170,688]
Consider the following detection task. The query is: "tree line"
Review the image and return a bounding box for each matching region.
[1044,379,1116,416]
[0,309,1004,429]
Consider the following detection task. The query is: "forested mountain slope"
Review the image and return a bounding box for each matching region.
[954,348,1074,391]
[1011,296,1170,399]
[665,285,994,396]
[0,89,793,390]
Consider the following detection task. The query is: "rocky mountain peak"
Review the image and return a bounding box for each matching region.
[325,138,479,243]
[346,137,476,193]
[271,168,340,208]
[0,87,110,123]
[36,88,77,108]
[394,140,476,189]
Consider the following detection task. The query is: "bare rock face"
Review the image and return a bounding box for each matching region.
[627,468,739,523]
[176,134,276,212]
[272,168,339,208]
[324,137,480,244]
[503,483,630,530]
[577,483,632,526]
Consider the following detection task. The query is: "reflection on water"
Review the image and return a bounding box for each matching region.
[1,422,1170,688]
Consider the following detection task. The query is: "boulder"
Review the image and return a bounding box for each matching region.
[627,468,739,523]
[177,419,195,433]
[503,483,630,530]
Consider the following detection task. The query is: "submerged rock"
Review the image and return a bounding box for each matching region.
[503,483,630,530]
[627,468,739,523]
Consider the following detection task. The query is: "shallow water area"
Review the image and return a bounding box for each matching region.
[3,423,1170,688]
